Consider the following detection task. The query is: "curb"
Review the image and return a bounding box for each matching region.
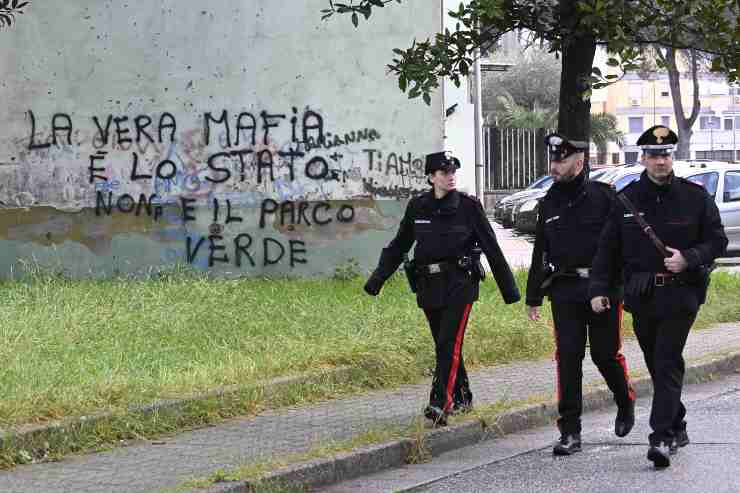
[205,350,740,493]
[0,365,362,455]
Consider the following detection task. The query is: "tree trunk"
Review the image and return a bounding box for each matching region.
[557,2,597,168]
[663,47,701,160]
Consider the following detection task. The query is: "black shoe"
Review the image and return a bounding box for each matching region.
[615,400,635,437]
[423,405,448,427]
[553,434,582,456]
[647,442,671,468]
[669,428,690,455]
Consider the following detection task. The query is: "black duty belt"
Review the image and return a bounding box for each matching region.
[653,272,682,287]
[417,257,473,276]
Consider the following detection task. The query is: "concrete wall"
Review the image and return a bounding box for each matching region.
[442,1,477,196]
[0,0,443,277]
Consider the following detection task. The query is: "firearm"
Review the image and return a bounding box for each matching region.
[402,253,418,293]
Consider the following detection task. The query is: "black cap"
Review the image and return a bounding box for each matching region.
[544,133,589,161]
[636,125,678,156]
[425,151,461,175]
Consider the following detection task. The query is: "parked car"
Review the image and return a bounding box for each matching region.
[675,162,740,255]
[493,174,553,227]
[513,169,616,234]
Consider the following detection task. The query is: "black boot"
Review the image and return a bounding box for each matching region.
[553,433,582,456]
[647,442,671,468]
[423,405,448,427]
[669,428,690,455]
[615,400,635,437]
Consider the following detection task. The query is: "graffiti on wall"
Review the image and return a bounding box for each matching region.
[1,107,424,270]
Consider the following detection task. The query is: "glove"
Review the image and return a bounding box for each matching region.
[363,274,384,296]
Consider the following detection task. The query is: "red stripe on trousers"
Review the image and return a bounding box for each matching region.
[553,323,561,403]
[444,304,472,413]
[615,302,636,401]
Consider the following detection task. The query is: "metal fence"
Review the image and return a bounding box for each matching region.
[483,127,550,191]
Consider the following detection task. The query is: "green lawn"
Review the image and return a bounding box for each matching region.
[0,268,737,429]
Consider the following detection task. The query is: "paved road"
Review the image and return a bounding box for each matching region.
[324,373,740,493]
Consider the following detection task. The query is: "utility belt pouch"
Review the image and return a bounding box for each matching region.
[471,246,486,281]
[625,272,654,297]
[403,254,418,293]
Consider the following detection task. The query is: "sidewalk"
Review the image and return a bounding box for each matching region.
[1,320,739,493]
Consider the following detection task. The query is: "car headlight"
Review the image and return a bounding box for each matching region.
[519,199,538,212]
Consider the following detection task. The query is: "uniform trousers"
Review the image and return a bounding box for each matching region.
[632,308,696,445]
[424,303,473,413]
[552,300,635,434]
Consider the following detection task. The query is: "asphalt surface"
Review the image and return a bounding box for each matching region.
[324,373,740,493]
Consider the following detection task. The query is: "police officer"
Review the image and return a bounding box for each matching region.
[526,133,636,456]
[590,125,728,468]
[364,151,520,426]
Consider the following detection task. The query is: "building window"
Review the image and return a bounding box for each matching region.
[726,119,734,131]
[661,116,670,127]
[628,117,644,133]
[660,90,670,97]
[699,116,721,130]
[696,150,735,161]
[625,151,639,164]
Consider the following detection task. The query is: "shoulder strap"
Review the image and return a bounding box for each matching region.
[617,192,670,258]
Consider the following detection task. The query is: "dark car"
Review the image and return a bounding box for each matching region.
[493,175,554,228]
[512,168,632,234]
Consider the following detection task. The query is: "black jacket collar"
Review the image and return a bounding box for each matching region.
[419,189,461,214]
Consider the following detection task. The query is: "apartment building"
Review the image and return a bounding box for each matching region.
[592,71,740,164]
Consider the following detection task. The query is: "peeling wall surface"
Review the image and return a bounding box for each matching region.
[0,0,443,277]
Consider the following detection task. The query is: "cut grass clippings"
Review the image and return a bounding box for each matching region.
[0,266,738,468]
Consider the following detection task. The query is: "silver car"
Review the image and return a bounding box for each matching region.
[676,162,740,255]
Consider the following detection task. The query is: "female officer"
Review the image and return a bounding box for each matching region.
[363,151,520,426]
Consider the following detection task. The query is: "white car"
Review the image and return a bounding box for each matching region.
[675,162,740,255]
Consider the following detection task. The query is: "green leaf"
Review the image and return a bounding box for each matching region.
[423,92,431,105]
[398,75,407,92]
[351,12,358,27]
[591,66,602,77]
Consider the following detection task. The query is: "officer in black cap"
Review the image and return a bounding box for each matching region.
[526,133,636,456]
[364,151,520,426]
[590,125,727,468]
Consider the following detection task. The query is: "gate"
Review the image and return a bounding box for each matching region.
[483,127,550,191]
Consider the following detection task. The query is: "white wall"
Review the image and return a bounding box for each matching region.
[0,0,444,277]
[442,0,478,197]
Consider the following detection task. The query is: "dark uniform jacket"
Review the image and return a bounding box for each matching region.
[370,189,520,309]
[590,171,728,315]
[526,170,620,307]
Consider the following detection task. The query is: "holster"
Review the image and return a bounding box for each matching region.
[540,268,578,292]
[403,254,418,293]
[625,272,654,297]
[471,247,486,282]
